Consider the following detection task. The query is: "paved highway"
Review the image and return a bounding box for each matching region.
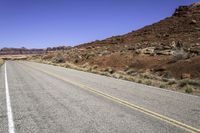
[0,61,200,133]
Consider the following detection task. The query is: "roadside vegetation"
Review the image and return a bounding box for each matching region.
[28,52,200,96]
[0,58,4,66]
[13,3,200,96]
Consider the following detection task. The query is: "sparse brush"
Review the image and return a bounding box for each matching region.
[170,49,188,63]
[179,80,188,87]
[162,77,169,82]
[159,84,166,88]
[186,80,200,87]
[92,65,98,70]
[104,67,115,74]
[86,66,92,72]
[0,59,4,66]
[144,80,152,85]
[167,80,176,85]
[184,85,193,93]
[113,73,123,79]
[42,54,54,60]
[179,79,200,87]
[51,53,65,63]
[64,63,71,68]
[137,79,142,83]
[82,63,89,68]
[125,68,136,75]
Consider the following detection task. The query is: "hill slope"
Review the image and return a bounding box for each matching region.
[30,2,200,95]
[73,2,200,79]
[79,2,200,50]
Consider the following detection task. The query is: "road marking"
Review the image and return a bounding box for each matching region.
[5,63,15,133]
[23,62,200,133]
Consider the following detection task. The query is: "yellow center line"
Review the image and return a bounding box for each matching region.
[22,62,200,133]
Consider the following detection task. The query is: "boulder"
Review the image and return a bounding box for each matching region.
[190,19,197,24]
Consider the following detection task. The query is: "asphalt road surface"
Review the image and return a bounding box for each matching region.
[0,61,200,133]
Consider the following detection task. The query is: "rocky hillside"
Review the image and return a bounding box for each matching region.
[30,2,200,95]
[79,2,200,52]
[63,2,200,78]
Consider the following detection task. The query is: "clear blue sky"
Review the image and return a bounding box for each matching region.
[0,0,199,48]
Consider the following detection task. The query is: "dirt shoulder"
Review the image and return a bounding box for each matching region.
[0,58,4,66]
[28,52,200,96]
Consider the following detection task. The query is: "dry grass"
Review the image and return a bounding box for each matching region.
[0,58,4,66]
[159,84,166,88]
[184,85,193,93]
[28,56,200,96]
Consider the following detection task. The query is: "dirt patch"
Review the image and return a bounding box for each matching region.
[166,56,200,79]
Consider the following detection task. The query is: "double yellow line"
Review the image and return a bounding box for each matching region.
[23,62,200,133]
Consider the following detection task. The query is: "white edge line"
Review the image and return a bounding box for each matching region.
[5,63,15,133]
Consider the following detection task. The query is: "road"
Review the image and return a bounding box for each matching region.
[0,61,200,133]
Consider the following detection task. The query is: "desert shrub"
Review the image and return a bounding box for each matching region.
[85,66,92,72]
[167,80,176,85]
[179,80,188,87]
[137,79,142,83]
[92,65,98,69]
[104,67,115,74]
[34,59,42,63]
[159,84,166,88]
[74,59,79,63]
[126,68,136,75]
[100,72,110,76]
[184,85,193,93]
[42,54,54,60]
[113,73,123,79]
[186,80,200,87]
[82,63,89,68]
[170,50,188,63]
[0,59,4,66]
[143,74,151,79]
[144,80,152,85]
[28,55,41,60]
[64,63,71,68]
[51,53,65,63]
[179,79,200,87]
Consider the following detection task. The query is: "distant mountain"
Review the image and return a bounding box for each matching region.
[0,46,71,55]
[0,47,45,55]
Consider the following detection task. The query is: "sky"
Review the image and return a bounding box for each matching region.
[0,0,199,48]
